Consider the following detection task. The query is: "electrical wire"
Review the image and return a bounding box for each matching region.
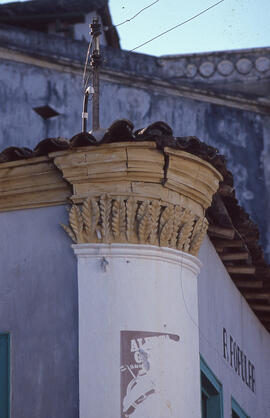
[82,38,93,91]
[114,0,160,28]
[130,0,224,52]
[82,1,161,90]
[81,0,225,127]
[83,0,224,83]
[83,66,93,94]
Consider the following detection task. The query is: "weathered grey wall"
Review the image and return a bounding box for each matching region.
[0,206,78,418]
[0,27,269,260]
[0,58,268,259]
[0,59,83,145]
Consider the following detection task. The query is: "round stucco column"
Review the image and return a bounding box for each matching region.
[73,243,201,418]
[58,141,223,418]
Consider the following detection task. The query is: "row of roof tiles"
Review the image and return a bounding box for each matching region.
[0,119,228,176]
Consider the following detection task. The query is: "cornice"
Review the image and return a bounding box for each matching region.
[0,141,222,222]
[53,142,222,216]
[164,147,221,209]
[56,142,222,256]
[0,155,70,212]
[52,141,164,195]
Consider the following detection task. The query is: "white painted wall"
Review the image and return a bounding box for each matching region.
[198,237,270,417]
[73,244,202,418]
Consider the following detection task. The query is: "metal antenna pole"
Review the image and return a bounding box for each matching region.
[90,17,102,131]
[82,87,90,133]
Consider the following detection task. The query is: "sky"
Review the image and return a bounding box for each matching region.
[0,0,269,56]
[109,0,270,56]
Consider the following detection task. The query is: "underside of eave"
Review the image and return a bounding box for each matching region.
[207,193,270,332]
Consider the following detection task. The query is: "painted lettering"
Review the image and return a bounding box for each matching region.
[233,342,238,372]
[237,346,241,376]
[137,338,144,349]
[244,354,248,385]
[222,328,256,393]
[230,335,234,367]
[241,351,245,382]
[251,365,256,393]
[223,328,228,360]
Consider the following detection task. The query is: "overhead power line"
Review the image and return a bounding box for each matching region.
[83,38,93,90]
[114,0,160,28]
[84,1,161,88]
[130,0,225,52]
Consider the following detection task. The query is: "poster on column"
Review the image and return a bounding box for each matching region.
[120,330,180,418]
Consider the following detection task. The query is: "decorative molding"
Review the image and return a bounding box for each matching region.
[0,141,222,215]
[236,58,253,75]
[164,147,222,209]
[53,142,222,215]
[199,61,215,78]
[72,243,202,273]
[160,50,270,79]
[52,141,164,190]
[255,56,270,73]
[2,47,270,115]
[217,60,234,76]
[61,194,208,256]
[0,156,70,212]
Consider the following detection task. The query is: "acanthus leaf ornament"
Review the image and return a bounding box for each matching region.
[61,194,209,256]
[81,197,100,242]
[125,197,137,242]
[159,205,174,247]
[69,205,84,243]
[137,201,151,243]
[149,200,161,246]
[176,209,195,252]
[189,217,209,256]
[112,198,126,242]
[100,194,112,242]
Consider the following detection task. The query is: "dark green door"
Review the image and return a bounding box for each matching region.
[0,334,9,417]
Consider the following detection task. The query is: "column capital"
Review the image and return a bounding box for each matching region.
[62,193,208,257]
[59,142,222,256]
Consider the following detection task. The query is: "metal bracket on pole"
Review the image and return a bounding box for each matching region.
[82,86,94,132]
[81,17,101,133]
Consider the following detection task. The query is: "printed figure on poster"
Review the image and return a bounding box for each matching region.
[120,330,180,417]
